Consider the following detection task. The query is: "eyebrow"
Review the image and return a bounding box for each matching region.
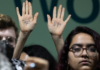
[87,44,96,47]
[71,43,96,48]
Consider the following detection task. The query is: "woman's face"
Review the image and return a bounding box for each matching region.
[68,33,99,70]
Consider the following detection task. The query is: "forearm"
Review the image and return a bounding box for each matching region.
[51,35,64,54]
[13,31,31,59]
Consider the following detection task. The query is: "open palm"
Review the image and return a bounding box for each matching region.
[47,5,71,36]
[16,0,39,32]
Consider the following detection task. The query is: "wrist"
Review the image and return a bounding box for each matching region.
[20,31,31,36]
[51,34,62,39]
[19,31,31,39]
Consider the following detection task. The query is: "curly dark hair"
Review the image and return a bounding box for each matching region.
[57,26,100,70]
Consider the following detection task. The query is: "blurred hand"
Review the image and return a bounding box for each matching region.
[24,57,49,70]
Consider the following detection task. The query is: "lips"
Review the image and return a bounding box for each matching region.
[79,60,91,65]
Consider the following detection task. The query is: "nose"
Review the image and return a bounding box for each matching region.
[81,48,88,57]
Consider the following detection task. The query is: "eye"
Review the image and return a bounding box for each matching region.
[7,37,13,43]
[72,45,81,52]
[73,47,81,52]
[87,44,97,52]
[88,47,96,52]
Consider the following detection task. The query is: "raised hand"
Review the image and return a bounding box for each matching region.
[47,5,71,36]
[16,0,39,32]
[47,5,71,54]
[13,0,39,58]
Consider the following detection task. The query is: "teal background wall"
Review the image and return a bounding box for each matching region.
[0,0,100,59]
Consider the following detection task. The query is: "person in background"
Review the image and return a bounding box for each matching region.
[0,14,18,48]
[20,45,56,70]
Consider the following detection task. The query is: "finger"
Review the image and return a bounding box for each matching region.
[53,6,56,18]
[29,2,32,15]
[33,12,39,22]
[25,57,48,67]
[24,63,35,70]
[16,7,21,18]
[26,0,29,14]
[25,63,35,68]
[25,57,43,62]
[64,14,71,24]
[47,14,51,24]
[57,5,62,18]
[61,7,65,20]
[22,2,25,15]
